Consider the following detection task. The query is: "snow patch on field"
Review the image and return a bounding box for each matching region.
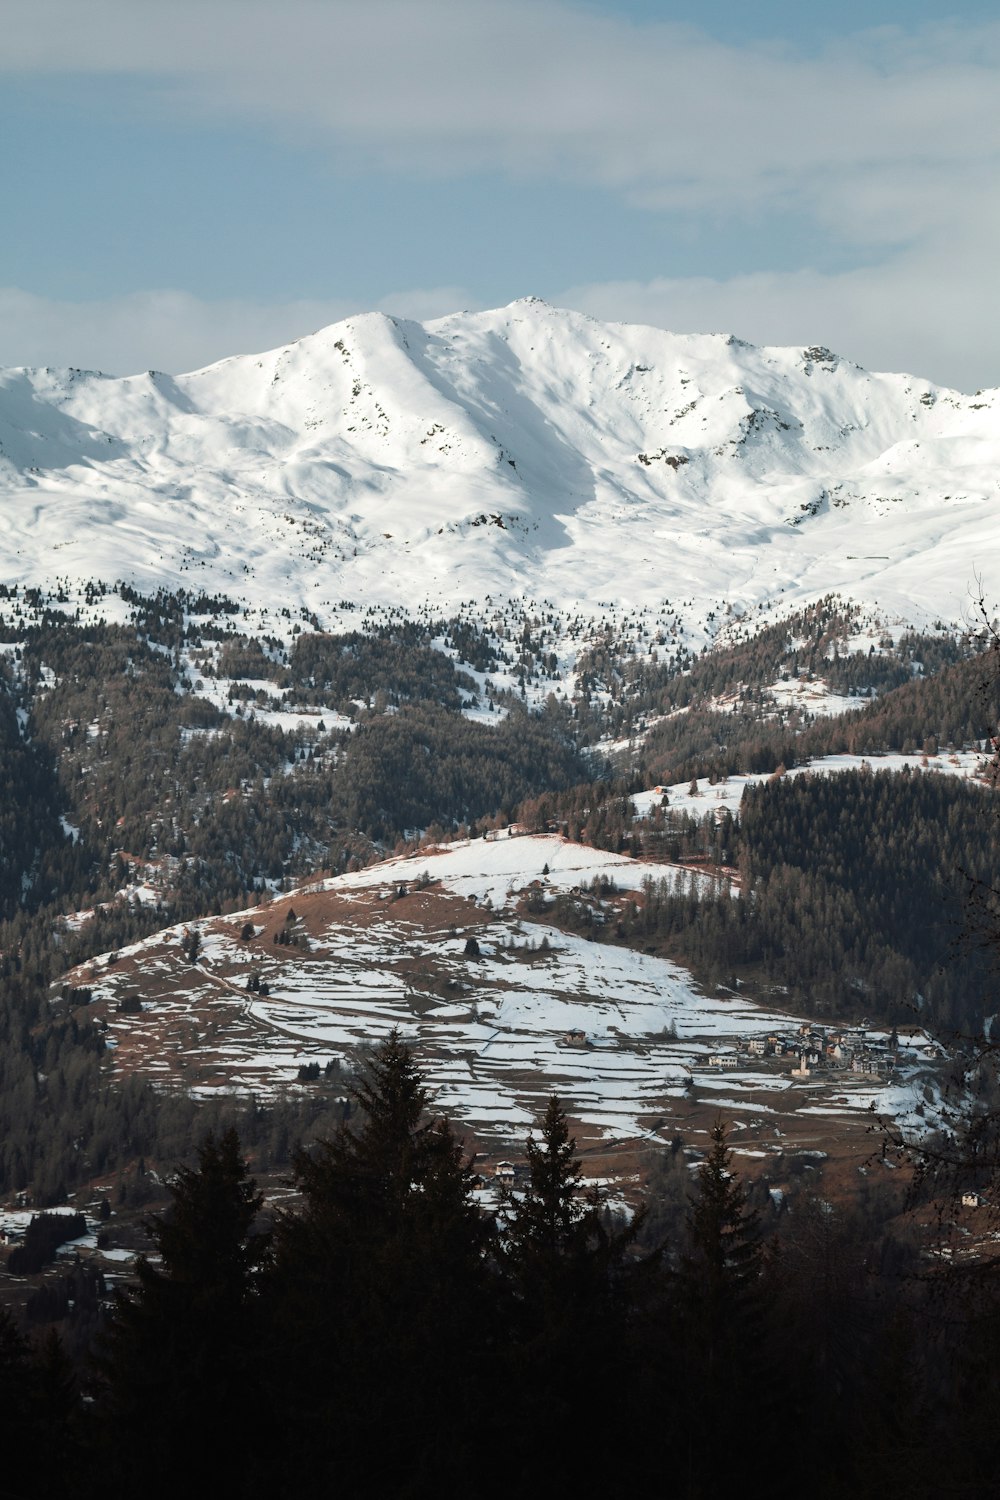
[634,748,991,821]
[74,829,943,1145]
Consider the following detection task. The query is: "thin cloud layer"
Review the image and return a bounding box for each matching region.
[1,263,992,393]
[4,1,998,384]
[0,286,479,377]
[560,240,1000,394]
[6,2,999,232]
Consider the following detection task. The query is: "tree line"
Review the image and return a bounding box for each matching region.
[572,769,998,1034]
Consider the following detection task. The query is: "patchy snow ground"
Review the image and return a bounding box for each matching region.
[315,829,722,904]
[68,830,943,1146]
[634,748,992,821]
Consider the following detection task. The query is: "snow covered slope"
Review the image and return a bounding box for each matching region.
[2,299,997,641]
[69,831,940,1146]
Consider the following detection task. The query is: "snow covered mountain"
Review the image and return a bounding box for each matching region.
[1,298,997,642]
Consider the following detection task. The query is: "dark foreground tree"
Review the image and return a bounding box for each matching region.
[98,1128,270,1497]
[866,601,1000,1499]
[503,1094,638,1322]
[267,1030,492,1495]
[499,1096,646,1492]
[0,1308,83,1494]
[670,1119,770,1493]
[684,1117,762,1310]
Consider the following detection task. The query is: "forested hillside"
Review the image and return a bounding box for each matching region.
[0,577,997,1500]
[0,581,995,1201]
[0,596,598,1197]
[625,770,999,1033]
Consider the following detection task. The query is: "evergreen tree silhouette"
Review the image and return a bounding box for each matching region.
[500,1096,642,1492]
[675,1118,767,1492]
[269,1030,490,1493]
[99,1129,270,1497]
[684,1117,762,1307]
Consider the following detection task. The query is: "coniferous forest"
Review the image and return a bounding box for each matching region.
[4,1031,999,1500]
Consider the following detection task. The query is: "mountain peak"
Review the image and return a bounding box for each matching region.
[0,303,995,642]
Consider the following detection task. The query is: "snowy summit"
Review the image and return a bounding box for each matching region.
[1,300,997,639]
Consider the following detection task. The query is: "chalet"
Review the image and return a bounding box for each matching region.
[746,1036,769,1057]
[494,1161,516,1188]
[561,1028,587,1049]
[708,1053,739,1069]
[962,1191,987,1209]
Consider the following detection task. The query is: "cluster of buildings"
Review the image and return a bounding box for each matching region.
[708,1022,901,1080]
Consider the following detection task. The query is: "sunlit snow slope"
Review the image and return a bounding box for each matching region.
[74,831,941,1144]
[2,299,997,637]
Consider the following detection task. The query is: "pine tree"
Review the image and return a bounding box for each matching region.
[32,1327,81,1484]
[504,1096,645,1309]
[99,1129,270,1498]
[0,1308,51,1492]
[146,1126,265,1290]
[502,1095,618,1309]
[286,1029,483,1247]
[684,1117,762,1308]
[500,1097,642,1492]
[269,1030,490,1492]
[674,1117,767,1493]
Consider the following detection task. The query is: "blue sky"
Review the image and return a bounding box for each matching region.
[3,0,999,387]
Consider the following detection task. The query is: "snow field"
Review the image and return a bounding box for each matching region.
[2,300,997,652]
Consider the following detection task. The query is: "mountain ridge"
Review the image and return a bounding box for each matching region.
[1,299,997,646]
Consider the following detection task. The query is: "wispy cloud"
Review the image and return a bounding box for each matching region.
[559,246,995,393]
[0,258,990,393]
[6,2,999,237]
[4,1,998,384]
[0,285,479,376]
